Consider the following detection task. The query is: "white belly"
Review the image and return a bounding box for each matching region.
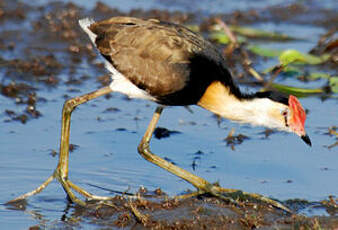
[105,60,155,101]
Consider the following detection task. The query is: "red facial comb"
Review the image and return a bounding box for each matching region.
[289,95,306,128]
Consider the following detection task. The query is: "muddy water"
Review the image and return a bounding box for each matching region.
[0,0,337,229]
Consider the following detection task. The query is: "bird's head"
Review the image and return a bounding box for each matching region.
[246,90,311,146]
[284,95,311,146]
[267,94,311,146]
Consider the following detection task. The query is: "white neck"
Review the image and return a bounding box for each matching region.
[197,81,288,130]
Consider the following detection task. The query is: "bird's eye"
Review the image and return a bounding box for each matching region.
[282,109,289,127]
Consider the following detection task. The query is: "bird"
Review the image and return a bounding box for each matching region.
[8,17,311,211]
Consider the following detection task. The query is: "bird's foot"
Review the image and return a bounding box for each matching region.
[65,179,116,203]
[175,183,239,206]
[214,186,291,213]
[176,183,291,213]
[6,168,116,207]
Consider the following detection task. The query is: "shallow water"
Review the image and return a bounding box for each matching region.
[29,0,313,14]
[0,0,337,229]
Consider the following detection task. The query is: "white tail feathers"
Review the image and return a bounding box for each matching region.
[78,18,96,44]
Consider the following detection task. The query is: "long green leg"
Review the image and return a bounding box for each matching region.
[7,86,114,206]
[137,107,216,191]
[138,106,291,213]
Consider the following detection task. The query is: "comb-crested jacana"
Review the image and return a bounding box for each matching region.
[9,17,311,212]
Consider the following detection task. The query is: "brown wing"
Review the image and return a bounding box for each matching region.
[88,17,207,97]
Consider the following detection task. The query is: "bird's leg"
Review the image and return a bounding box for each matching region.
[137,107,233,199]
[138,106,291,213]
[7,86,114,206]
[54,86,116,205]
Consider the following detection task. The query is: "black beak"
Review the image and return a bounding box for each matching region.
[301,134,312,147]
